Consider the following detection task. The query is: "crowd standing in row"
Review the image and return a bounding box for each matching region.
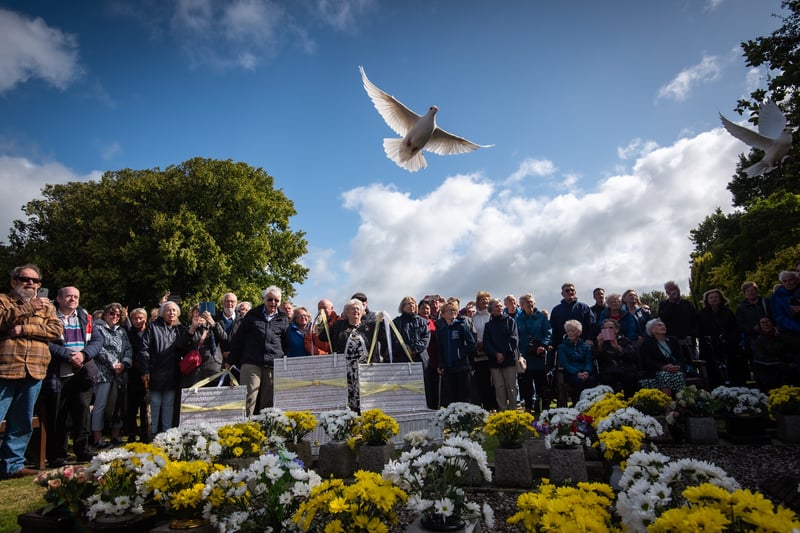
[1,261,799,478]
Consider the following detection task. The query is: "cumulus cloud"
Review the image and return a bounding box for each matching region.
[505,157,556,184]
[0,8,82,93]
[658,55,721,102]
[294,127,742,314]
[617,138,659,160]
[0,156,100,244]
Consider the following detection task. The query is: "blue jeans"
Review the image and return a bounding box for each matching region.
[0,376,42,475]
[149,389,176,435]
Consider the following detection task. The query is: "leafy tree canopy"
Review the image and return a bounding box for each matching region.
[0,158,308,311]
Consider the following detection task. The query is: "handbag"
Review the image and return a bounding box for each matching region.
[516,355,527,374]
[180,348,202,375]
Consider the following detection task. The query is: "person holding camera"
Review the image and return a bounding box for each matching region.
[594,318,639,398]
[697,288,742,387]
[515,293,551,414]
[180,303,222,388]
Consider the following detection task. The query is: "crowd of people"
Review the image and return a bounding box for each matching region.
[1,260,799,478]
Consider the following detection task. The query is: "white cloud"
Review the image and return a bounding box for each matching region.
[505,157,556,184]
[312,0,375,32]
[294,127,742,314]
[100,141,123,161]
[617,138,659,160]
[0,156,100,244]
[0,8,82,93]
[658,55,721,102]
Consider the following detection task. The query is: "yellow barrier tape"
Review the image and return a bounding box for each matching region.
[359,380,425,396]
[186,369,240,391]
[180,401,245,412]
[273,376,348,391]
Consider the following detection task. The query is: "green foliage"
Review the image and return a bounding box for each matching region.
[639,290,665,318]
[0,158,308,311]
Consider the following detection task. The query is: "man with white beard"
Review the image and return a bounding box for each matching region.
[0,264,62,478]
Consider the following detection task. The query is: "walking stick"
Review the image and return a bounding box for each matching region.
[438,372,443,409]
[143,385,153,443]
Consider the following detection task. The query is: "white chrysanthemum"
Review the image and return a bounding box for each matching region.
[434,497,454,518]
[596,407,663,438]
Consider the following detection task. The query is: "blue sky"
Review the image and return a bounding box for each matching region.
[0,0,786,314]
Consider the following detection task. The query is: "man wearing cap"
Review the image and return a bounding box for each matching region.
[0,264,63,478]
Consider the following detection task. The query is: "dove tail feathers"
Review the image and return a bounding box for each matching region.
[383,138,427,172]
[743,160,771,178]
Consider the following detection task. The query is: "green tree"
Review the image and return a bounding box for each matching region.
[639,290,666,318]
[1,158,308,311]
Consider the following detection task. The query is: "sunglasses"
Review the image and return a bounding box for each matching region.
[16,276,41,283]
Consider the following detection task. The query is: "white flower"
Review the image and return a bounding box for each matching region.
[596,407,663,439]
[573,385,615,412]
[711,386,768,415]
[434,497,454,518]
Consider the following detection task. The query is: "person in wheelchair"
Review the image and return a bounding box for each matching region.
[557,319,598,395]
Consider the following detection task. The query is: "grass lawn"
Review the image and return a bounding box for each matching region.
[0,476,46,533]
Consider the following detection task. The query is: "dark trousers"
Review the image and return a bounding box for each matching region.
[43,376,93,461]
[470,359,497,411]
[439,369,471,407]
[124,374,149,441]
[518,368,548,412]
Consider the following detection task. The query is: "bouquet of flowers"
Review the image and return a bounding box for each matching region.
[319,409,358,441]
[711,386,768,416]
[217,421,266,459]
[593,426,645,467]
[146,459,224,521]
[535,408,594,449]
[203,449,322,532]
[153,424,222,461]
[648,483,800,532]
[34,465,95,515]
[596,407,663,439]
[668,385,721,422]
[434,402,488,440]
[508,480,616,531]
[628,388,672,416]
[768,385,800,418]
[292,471,407,532]
[402,429,433,450]
[573,385,615,412]
[85,444,168,520]
[582,391,628,426]
[280,410,318,444]
[483,410,536,449]
[351,408,399,445]
[251,407,291,446]
[382,436,494,530]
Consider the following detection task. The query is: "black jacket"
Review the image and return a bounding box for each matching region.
[228,305,289,367]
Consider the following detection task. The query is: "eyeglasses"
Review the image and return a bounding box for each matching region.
[106,311,121,317]
[16,276,41,283]
[266,297,280,302]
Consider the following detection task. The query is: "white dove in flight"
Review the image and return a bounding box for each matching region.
[720,99,793,177]
[359,66,493,172]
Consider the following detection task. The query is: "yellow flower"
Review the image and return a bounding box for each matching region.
[352,409,399,445]
[483,410,535,448]
[584,392,627,425]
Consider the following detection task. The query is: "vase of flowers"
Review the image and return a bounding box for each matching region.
[85,445,167,523]
[768,385,800,443]
[352,408,399,472]
[669,385,721,444]
[484,410,536,488]
[216,421,266,470]
[203,449,321,532]
[250,407,292,447]
[434,402,488,440]
[711,386,769,444]
[279,410,317,467]
[34,465,95,517]
[145,459,223,527]
[153,424,222,462]
[629,388,673,443]
[382,436,494,531]
[536,408,594,485]
[317,409,358,478]
[293,471,407,532]
[593,426,645,490]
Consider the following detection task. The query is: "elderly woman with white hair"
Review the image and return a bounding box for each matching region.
[320,298,377,412]
[557,319,598,395]
[638,318,686,395]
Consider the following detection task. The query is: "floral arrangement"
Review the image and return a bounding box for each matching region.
[281,410,318,444]
[582,391,628,426]
[434,401,488,440]
[507,480,616,531]
[153,424,222,461]
[593,426,645,467]
[767,385,800,418]
[319,409,358,441]
[251,407,291,446]
[648,482,800,532]
[402,429,433,449]
[628,388,672,416]
[382,436,494,529]
[85,444,168,520]
[535,408,594,449]
[292,470,407,532]
[202,449,322,532]
[668,385,721,421]
[351,408,400,445]
[616,450,740,532]
[34,465,94,515]
[711,386,768,416]
[483,410,536,449]
[146,459,224,520]
[573,384,615,412]
[595,407,663,439]
[217,421,266,459]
